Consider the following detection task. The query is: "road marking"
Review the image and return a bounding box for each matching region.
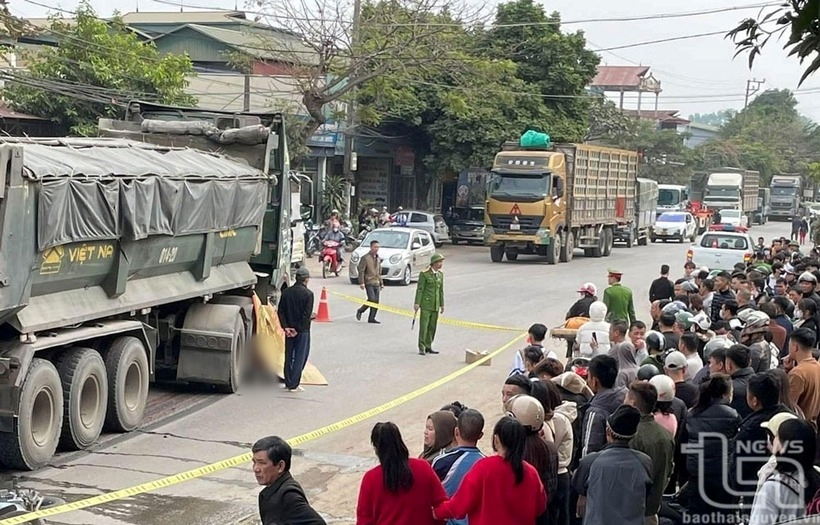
[0,332,525,524]
[326,289,525,332]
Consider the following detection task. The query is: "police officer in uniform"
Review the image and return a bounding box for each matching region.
[603,268,636,324]
[414,253,445,355]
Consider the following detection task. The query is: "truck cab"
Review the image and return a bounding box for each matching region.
[657,184,688,215]
[769,175,803,220]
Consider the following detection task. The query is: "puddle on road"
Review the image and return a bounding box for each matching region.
[85,493,250,525]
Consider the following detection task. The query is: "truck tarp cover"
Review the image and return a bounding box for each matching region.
[18,141,270,251]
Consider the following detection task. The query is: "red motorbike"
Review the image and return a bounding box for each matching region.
[320,239,342,278]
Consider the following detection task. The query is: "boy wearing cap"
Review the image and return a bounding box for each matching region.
[603,269,636,324]
[414,253,445,356]
[572,405,652,525]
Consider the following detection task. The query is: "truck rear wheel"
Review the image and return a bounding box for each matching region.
[217,314,246,394]
[505,250,518,261]
[559,231,574,262]
[0,358,63,470]
[56,347,108,451]
[546,236,560,265]
[490,245,504,262]
[104,337,149,433]
[603,229,613,256]
[591,231,604,257]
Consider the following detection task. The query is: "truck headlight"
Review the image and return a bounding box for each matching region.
[389,254,402,264]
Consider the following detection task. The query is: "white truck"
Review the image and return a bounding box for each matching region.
[703,169,760,227]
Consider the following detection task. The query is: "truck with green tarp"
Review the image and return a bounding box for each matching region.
[0,107,291,471]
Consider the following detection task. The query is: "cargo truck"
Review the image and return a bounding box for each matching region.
[769,174,802,220]
[657,184,688,215]
[703,168,760,226]
[484,133,638,263]
[0,114,291,471]
[99,100,302,302]
[615,178,658,247]
[754,187,770,225]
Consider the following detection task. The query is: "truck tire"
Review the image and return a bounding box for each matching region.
[591,229,605,257]
[104,337,149,433]
[626,229,635,248]
[505,250,518,261]
[546,236,560,265]
[603,228,615,257]
[0,358,63,470]
[559,231,574,262]
[56,348,108,451]
[217,314,246,394]
[490,245,504,262]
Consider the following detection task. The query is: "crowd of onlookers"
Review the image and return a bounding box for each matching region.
[251,236,820,525]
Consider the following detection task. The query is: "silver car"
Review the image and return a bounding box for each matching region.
[349,227,436,285]
[394,210,450,247]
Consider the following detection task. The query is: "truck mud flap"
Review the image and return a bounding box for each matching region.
[177,303,241,387]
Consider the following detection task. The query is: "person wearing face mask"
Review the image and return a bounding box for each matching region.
[322,223,346,267]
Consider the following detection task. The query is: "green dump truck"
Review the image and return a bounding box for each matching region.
[0,122,288,470]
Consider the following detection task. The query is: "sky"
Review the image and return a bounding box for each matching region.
[11,0,820,122]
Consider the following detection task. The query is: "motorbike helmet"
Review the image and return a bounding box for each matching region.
[649,374,676,402]
[637,364,660,381]
[645,331,666,353]
[331,208,339,214]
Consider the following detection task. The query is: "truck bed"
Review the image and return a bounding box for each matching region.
[0,138,272,333]
[557,144,638,227]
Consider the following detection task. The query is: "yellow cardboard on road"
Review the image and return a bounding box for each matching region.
[253,295,328,386]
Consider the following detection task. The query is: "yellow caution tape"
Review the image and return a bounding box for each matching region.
[326,289,526,332]
[0,332,526,525]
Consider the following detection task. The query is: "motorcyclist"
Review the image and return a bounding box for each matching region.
[394,206,408,227]
[379,206,391,226]
[322,224,345,267]
[325,209,341,230]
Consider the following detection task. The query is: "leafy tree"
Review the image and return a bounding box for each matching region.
[606,120,692,184]
[4,4,195,135]
[252,0,481,155]
[690,89,820,183]
[586,97,637,143]
[480,0,599,141]
[728,1,820,84]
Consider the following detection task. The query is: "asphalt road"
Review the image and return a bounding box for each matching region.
[0,221,792,525]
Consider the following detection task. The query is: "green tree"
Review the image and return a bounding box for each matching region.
[728,1,820,84]
[480,0,599,141]
[688,110,733,127]
[606,120,692,184]
[4,4,194,135]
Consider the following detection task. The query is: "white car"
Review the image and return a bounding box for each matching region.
[687,226,755,271]
[651,212,697,243]
[348,227,436,285]
[717,209,749,228]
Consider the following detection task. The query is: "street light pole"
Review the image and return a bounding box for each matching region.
[744,78,765,108]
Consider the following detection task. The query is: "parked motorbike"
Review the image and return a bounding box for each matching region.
[320,239,342,278]
[305,221,323,257]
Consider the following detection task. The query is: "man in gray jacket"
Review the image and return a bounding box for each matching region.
[572,405,652,525]
[581,355,626,456]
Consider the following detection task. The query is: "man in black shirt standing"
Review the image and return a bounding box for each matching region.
[649,265,675,303]
[278,266,315,393]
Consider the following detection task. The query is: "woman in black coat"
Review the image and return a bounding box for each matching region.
[683,374,742,521]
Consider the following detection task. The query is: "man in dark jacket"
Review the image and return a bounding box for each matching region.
[252,436,326,525]
[649,264,675,303]
[278,267,315,392]
[581,355,626,456]
[567,282,597,319]
[626,382,674,525]
[573,405,652,525]
[725,345,755,418]
[730,372,790,514]
[710,272,736,329]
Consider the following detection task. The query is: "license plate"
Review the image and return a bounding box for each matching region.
[510,223,520,231]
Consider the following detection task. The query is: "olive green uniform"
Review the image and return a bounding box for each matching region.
[415,268,444,353]
[603,282,636,324]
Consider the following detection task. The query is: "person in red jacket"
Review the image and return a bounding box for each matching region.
[433,416,547,525]
[356,421,447,525]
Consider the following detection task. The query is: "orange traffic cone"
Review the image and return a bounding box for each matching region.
[315,287,332,322]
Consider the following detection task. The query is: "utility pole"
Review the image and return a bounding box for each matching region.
[342,0,362,217]
[744,78,765,108]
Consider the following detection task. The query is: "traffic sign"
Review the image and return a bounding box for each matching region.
[510,203,521,216]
